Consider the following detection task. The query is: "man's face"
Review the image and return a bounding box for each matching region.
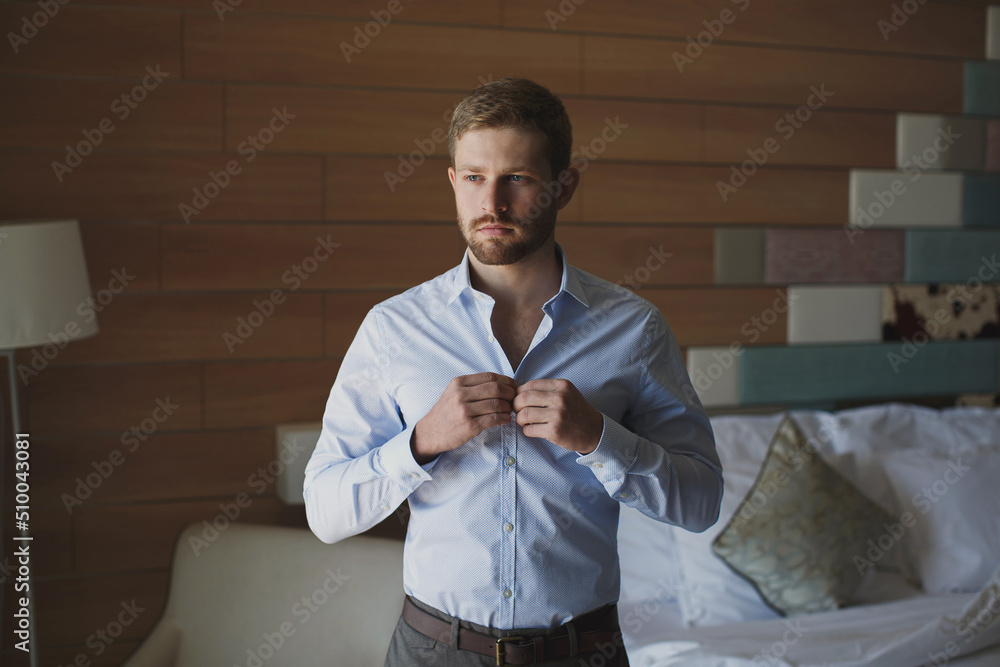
[448,127,564,266]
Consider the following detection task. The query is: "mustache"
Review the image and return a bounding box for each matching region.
[471,214,518,227]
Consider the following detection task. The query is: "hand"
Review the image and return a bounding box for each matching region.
[513,379,603,454]
[411,372,518,465]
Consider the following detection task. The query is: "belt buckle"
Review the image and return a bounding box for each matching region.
[495,636,526,666]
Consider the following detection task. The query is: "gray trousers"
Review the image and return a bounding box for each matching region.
[383,596,629,667]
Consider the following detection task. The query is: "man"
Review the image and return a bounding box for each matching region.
[304,77,723,666]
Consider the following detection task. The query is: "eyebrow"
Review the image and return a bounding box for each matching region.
[458,165,541,176]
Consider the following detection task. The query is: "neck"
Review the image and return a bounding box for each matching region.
[468,238,561,311]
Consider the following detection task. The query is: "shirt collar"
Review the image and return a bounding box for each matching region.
[446,242,590,309]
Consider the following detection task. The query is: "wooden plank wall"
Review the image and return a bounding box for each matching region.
[0,0,990,662]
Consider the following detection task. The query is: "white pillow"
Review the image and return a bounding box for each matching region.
[673,411,870,626]
[881,447,1000,593]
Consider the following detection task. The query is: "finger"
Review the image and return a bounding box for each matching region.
[463,381,517,403]
[516,406,549,427]
[513,390,550,412]
[460,372,517,389]
[465,397,513,418]
[516,378,569,394]
[471,411,511,431]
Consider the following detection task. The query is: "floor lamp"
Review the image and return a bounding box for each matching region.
[0,220,99,667]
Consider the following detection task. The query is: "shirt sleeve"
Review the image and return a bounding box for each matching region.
[575,310,723,533]
[303,307,435,544]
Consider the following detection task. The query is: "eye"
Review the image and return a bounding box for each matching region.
[508,175,527,182]
[464,175,482,182]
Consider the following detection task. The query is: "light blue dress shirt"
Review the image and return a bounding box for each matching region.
[303,243,722,629]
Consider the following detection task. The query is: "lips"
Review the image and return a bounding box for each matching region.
[477,224,514,236]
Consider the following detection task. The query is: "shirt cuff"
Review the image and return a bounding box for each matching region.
[575,413,639,483]
[375,425,436,488]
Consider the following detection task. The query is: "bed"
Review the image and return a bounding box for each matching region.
[617,402,1000,667]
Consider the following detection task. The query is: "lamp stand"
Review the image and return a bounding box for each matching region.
[2,349,38,667]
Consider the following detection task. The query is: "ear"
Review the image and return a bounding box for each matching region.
[448,166,457,191]
[554,167,580,211]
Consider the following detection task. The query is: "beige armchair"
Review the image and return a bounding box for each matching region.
[123,523,404,667]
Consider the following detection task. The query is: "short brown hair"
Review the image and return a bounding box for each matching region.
[447,77,573,179]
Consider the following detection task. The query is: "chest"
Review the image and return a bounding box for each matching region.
[491,309,544,371]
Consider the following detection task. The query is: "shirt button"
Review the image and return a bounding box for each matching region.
[380,504,390,510]
[503,589,512,598]
[506,456,515,466]
[619,493,628,499]
[593,463,603,469]
[488,334,495,343]
[410,473,419,478]
[504,523,513,533]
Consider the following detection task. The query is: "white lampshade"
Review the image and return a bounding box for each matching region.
[0,219,99,350]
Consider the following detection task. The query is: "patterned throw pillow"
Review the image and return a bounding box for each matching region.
[711,415,899,616]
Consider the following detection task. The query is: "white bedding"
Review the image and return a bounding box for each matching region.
[627,564,1000,666]
[616,404,1000,667]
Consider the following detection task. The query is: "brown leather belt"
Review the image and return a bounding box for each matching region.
[401,597,623,665]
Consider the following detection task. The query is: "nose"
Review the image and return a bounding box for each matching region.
[481,181,508,218]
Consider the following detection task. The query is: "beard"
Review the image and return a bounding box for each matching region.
[458,203,557,266]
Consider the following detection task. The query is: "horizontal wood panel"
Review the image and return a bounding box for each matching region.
[79,222,160,292]
[204,359,341,429]
[162,223,467,290]
[563,98,702,163]
[227,85,461,155]
[98,0,502,24]
[0,78,222,151]
[580,163,848,224]
[505,0,984,58]
[1,571,167,650]
[557,225,715,285]
[34,429,275,511]
[27,363,202,436]
[0,152,323,221]
[75,498,302,574]
[0,6,181,78]
[185,15,580,92]
[584,36,963,112]
[643,287,789,346]
[52,293,324,363]
[703,106,895,168]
